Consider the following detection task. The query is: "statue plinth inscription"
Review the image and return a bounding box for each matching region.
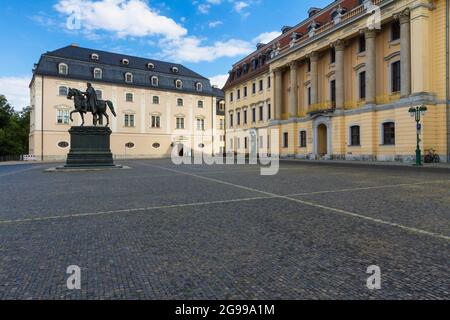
[65,126,115,168]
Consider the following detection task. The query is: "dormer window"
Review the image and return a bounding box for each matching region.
[58,63,68,75]
[125,72,133,83]
[171,66,179,73]
[93,68,102,79]
[121,59,130,66]
[147,63,155,70]
[196,82,203,92]
[151,76,159,87]
[175,79,183,89]
[91,53,99,61]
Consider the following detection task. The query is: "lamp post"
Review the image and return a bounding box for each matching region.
[409,105,428,166]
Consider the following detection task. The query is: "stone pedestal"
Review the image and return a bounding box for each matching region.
[65,126,115,168]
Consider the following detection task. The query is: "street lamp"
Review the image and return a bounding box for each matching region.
[408,105,428,166]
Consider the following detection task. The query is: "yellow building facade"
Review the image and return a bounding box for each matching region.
[224,0,450,162]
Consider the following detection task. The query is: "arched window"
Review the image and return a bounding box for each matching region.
[382,122,395,145]
[151,76,159,86]
[93,68,102,79]
[153,96,159,104]
[196,82,203,92]
[125,72,133,83]
[147,63,155,70]
[91,53,99,61]
[58,86,68,96]
[175,79,183,89]
[58,63,68,75]
[121,58,130,65]
[171,66,179,73]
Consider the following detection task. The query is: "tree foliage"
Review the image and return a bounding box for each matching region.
[0,95,30,157]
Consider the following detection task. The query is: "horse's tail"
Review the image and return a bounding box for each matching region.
[107,101,117,117]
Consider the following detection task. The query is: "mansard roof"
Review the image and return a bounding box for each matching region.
[33,45,224,97]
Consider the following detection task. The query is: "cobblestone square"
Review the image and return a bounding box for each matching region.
[0,160,449,299]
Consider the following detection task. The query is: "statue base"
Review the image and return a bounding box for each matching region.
[64,126,116,168]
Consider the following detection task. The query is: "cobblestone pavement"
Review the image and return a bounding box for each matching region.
[0,160,448,300]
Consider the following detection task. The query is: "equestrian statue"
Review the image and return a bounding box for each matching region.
[67,83,117,126]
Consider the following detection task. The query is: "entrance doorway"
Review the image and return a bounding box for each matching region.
[317,124,328,157]
[178,144,184,157]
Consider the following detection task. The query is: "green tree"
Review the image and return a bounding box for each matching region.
[0,95,30,157]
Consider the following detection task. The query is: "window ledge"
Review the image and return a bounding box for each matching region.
[357,52,366,57]
[348,145,361,147]
[380,144,395,147]
[389,39,400,46]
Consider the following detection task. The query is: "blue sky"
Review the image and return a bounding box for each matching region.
[0,0,331,110]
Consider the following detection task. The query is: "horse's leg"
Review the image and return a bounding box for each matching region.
[80,112,85,126]
[105,113,109,127]
[93,114,97,126]
[70,110,75,123]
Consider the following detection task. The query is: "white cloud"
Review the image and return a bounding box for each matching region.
[253,31,281,44]
[54,0,187,39]
[208,20,223,28]
[233,1,249,13]
[209,74,229,89]
[160,37,253,63]
[0,76,30,111]
[197,3,211,14]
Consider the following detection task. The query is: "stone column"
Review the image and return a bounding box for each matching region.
[410,5,431,93]
[365,29,377,104]
[274,69,283,120]
[334,40,345,109]
[399,9,411,97]
[310,52,319,105]
[289,61,298,118]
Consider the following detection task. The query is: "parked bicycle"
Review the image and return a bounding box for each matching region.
[424,149,440,163]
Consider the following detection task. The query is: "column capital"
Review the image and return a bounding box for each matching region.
[273,67,283,75]
[363,28,378,39]
[331,39,346,51]
[307,51,319,62]
[395,8,411,24]
[289,60,298,68]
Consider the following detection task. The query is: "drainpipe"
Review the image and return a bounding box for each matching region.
[447,0,450,162]
[41,76,44,162]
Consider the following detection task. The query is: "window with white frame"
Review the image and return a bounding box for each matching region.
[124,114,135,127]
[153,96,159,104]
[175,79,183,89]
[151,115,161,128]
[177,98,184,106]
[91,53,99,61]
[299,130,307,148]
[196,82,203,92]
[198,100,204,108]
[382,122,395,145]
[176,117,185,129]
[151,76,158,86]
[350,125,361,146]
[125,93,133,102]
[125,72,133,83]
[121,59,130,65]
[93,68,102,79]
[58,63,68,75]
[58,86,68,96]
[56,109,70,124]
[196,118,205,131]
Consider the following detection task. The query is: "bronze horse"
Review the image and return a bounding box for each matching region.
[67,88,117,126]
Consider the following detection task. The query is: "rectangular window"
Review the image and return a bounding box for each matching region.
[283,132,289,148]
[259,106,263,121]
[151,115,161,128]
[259,80,264,91]
[252,83,256,94]
[237,112,241,125]
[198,100,204,108]
[124,114,135,127]
[176,117,185,129]
[230,92,234,102]
[252,108,256,123]
[268,104,271,119]
[359,71,366,100]
[237,89,241,100]
[350,126,360,146]
[244,137,248,149]
[330,80,336,106]
[300,131,307,148]
[177,98,184,106]
[126,93,133,102]
[307,87,312,105]
[197,119,205,131]
[391,21,401,41]
[358,35,366,53]
[267,76,271,89]
[57,110,69,124]
[153,96,159,104]
[244,87,248,97]
[307,60,311,72]
[383,122,395,145]
[391,61,401,93]
[230,114,234,127]
[330,48,336,64]
[243,110,248,124]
